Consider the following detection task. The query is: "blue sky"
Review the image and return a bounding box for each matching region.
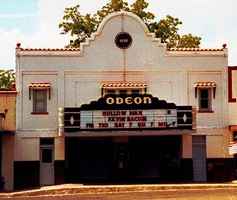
[0,0,237,69]
[0,0,38,33]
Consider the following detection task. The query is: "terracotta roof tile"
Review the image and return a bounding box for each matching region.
[28,82,51,88]
[102,82,147,89]
[194,81,217,87]
[168,48,223,52]
[18,48,80,51]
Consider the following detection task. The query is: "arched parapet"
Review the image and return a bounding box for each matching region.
[80,11,166,55]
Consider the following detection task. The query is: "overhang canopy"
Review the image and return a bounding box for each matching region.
[102,82,147,89]
[194,81,216,88]
[28,82,51,89]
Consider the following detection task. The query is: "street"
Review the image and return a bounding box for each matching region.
[2,188,237,200]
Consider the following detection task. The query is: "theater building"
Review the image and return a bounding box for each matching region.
[14,11,232,189]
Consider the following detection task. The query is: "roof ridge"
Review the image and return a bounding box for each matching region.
[168,47,224,51]
[17,47,80,51]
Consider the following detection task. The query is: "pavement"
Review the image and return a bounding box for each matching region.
[1,183,237,198]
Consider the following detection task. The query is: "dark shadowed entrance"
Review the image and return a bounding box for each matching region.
[65,135,182,183]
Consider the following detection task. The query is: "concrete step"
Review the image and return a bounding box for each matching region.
[1,183,237,198]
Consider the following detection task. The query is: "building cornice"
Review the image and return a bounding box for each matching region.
[0,90,17,94]
[166,49,227,57]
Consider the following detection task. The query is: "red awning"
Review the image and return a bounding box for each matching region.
[28,83,50,89]
[194,81,216,88]
[102,82,147,89]
[230,125,237,132]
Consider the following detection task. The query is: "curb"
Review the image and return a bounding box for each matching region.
[1,183,237,198]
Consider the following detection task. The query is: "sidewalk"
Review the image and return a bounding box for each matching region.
[1,183,237,198]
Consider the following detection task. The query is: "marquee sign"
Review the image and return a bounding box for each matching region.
[64,94,193,132]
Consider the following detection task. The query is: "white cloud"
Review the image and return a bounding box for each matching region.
[0,0,237,69]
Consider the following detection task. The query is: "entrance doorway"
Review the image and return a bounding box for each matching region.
[40,138,54,186]
[65,138,113,182]
[129,136,182,181]
[65,136,182,183]
[112,137,129,180]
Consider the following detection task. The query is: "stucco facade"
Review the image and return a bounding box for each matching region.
[14,12,233,189]
[0,90,16,191]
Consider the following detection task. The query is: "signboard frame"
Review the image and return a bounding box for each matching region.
[64,94,193,132]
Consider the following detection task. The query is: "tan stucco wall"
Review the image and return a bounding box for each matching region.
[182,134,192,158]
[197,128,232,158]
[55,136,65,160]
[14,136,39,161]
[2,136,14,191]
[0,92,16,131]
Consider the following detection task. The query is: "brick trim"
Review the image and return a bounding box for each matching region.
[228,66,237,103]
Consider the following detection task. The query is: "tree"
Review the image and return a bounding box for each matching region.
[59,0,201,48]
[177,34,201,48]
[149,15,182,48]
[130,0,155,24]
[59,5,98,47]
[0,69,15,90]
[96,0,129,22]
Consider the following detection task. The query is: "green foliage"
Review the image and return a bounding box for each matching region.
[59,0,201,48]
[59,5,98,47]
[130,0,155,24]
[0,69,15,90]
[96,0,129,22]
[149,15,182,48]
[177,34,201,48]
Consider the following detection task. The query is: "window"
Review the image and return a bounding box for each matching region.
[198,88,212,112]
[194,81,216,113]
[41,148,53,163]
[33,89,47,113]
[29,82,51,114]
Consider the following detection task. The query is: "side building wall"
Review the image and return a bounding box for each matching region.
[0,91,16,191]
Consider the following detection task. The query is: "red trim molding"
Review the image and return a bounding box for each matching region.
[229,125,237,132]
[228,66,237,103]
[31,112,49,115]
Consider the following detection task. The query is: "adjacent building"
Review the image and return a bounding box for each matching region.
[14,11,233,190]
[228,66,237,174]
[0,88,16,191]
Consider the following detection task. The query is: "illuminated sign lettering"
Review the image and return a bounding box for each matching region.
[106,96,152,105]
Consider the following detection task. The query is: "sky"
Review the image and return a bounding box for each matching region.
[0,0,237,69]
